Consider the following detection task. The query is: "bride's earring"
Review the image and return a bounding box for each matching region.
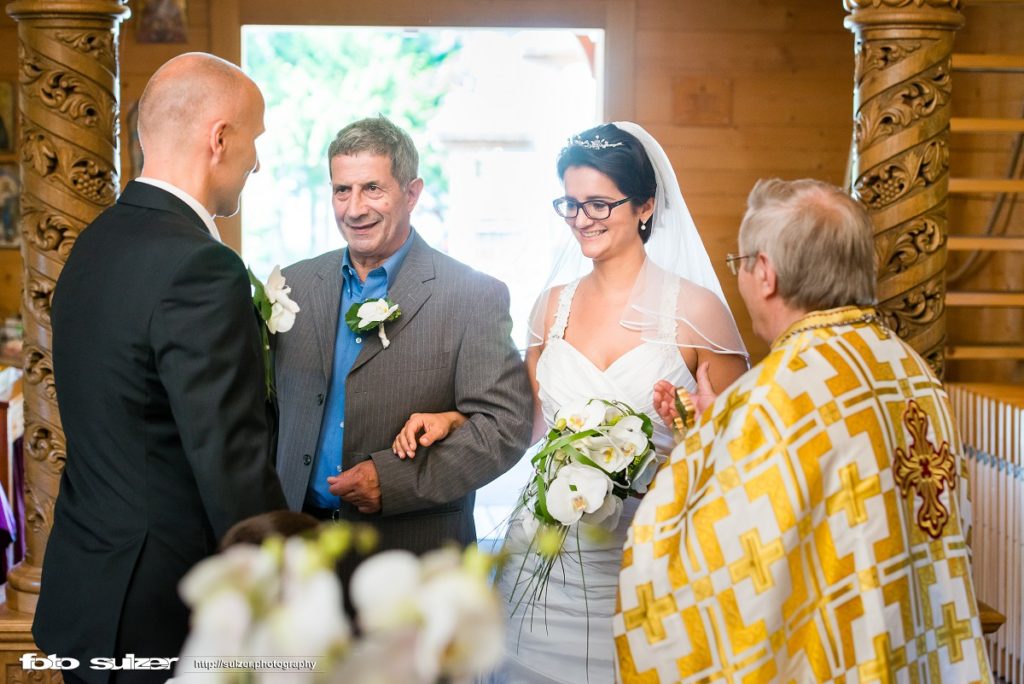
[639,217,651,231]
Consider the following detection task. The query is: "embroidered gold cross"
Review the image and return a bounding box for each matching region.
[893,400,956,539]
[728,529,784,593]
[826,462,882,527]
[857,633,907,684]
[935,602,973,663]
[623,582,677,643]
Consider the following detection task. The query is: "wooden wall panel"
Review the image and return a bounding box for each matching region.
[946,3,1024,383]
[634,0,852,361]
[1,1,1017,369]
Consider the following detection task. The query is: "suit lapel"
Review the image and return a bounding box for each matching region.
[312,254,344,382]
[349,233,435,374]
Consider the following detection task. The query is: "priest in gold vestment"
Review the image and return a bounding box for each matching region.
[615,179,991,683]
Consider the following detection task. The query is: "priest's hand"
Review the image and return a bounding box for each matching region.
[329,460,381,514]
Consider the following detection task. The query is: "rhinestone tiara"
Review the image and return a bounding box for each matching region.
[567,134,623,150]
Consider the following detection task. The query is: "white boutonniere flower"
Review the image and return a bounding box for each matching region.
[345,297,402,349]
[249,265,301,398]
[263,265,301,333]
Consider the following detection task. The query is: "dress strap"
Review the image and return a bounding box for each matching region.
[548,279,581,341]
[656,275,681,344]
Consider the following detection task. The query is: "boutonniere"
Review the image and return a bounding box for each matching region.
[346,298,401,349]
[249,265,301,398]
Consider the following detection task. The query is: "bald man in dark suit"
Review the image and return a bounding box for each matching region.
[34,53,286,684]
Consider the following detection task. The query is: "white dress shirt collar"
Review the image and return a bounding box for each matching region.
[135,177,222,243]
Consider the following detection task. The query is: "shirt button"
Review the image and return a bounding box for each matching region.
[302,454,312,466]
[356,337,362,343]
[339,421,345,429]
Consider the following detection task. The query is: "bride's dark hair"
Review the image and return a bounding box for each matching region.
[556,123,658,244]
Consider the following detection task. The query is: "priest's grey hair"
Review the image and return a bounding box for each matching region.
[739,178,877,311]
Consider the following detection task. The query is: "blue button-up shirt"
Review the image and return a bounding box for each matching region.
[306,231,415,508]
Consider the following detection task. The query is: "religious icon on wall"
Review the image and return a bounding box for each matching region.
[0,82,14,155]
[136,0,188,44]
[0,164,19,248]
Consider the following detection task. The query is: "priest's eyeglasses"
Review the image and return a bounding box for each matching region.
[552,197,632,220]
[726,253,753,276]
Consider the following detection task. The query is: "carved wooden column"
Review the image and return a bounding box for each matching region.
[4,0,128,622]
[845,0,963,378]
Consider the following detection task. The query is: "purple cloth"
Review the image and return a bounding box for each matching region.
[12,436,24,565]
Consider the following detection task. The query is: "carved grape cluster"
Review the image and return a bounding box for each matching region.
[69,159,116,205]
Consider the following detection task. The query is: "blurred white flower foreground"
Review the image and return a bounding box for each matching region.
[173,527,503,683]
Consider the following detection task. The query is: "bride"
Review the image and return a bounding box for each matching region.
[392,122,748,683]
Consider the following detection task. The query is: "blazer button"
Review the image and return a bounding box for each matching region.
[303,454,312,466]
[316,393,324,405]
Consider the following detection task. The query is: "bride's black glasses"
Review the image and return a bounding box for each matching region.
[552,197,631,220]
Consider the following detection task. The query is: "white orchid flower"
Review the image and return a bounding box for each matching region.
[179,544,277,606]
[249,568,350,658]
[336,629,421,684]
[177,589,253,666]
[350,550,422,633]
[545,463,611,525]
[264,265,301,334]
[603,404,626,423]
[416,568,504,682]
[357,299,400,328]
[612,414,645,435]
[554,399,606,433]
[608,419,651,458]
[630,451,666,494]
[581,492,624,530]
[508,503,541,548]
[583,435,631,473]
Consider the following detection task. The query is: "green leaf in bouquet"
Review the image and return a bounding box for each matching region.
[532,475,555,524]
[637,411,655,439]
[248,267,273,320]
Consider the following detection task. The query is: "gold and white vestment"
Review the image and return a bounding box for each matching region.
[615,306,991,683]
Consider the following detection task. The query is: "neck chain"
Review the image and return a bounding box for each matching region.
[773,310,879,348]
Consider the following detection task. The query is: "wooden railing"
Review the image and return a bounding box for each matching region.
[949,383,1024,683]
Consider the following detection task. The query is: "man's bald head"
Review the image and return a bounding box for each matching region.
[138,52,261,155]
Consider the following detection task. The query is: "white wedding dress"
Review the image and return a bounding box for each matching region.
[489,279,696,683]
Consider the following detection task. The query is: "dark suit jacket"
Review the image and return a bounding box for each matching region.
[34,181,286,682]
[274,233,532,552]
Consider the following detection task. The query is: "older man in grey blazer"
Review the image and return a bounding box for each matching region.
[274,116,532,552]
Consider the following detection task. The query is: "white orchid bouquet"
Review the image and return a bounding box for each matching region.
[174,525,504,684]
[249,265,300,399]
[508,398,660,615]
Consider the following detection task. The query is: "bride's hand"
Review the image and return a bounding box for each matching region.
[392,411,468,459]
[653,363,718,427]
[653,380,679,427]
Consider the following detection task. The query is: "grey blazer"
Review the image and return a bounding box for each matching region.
[274,233,532,552]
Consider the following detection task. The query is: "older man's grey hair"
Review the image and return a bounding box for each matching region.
[738,178,876,311]
[327,115,419,188]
